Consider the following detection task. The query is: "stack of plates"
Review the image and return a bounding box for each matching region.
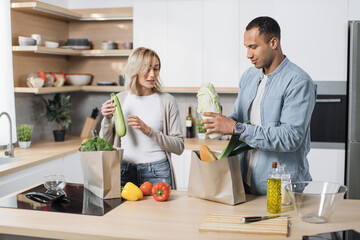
[61,39,91,50]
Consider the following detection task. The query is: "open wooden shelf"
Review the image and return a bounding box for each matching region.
[14,86,238,95]
[11,2,133,21]
[14,86,82,94]
[12,46,132,57]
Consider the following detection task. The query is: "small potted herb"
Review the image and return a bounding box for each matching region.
[197,118,207,140]
[17,124,34,148]
[41,93,72,142]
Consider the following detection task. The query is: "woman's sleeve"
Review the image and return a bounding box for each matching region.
[99,117,115,145]
[148,96,184,155]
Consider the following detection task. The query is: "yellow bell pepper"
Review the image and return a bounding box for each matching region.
[121,182,143,201]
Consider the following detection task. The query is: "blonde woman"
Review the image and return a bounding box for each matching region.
[100,47,184,189]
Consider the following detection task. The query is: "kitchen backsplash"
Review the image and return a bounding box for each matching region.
[14,92,238,143]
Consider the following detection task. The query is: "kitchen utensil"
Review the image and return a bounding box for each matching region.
[45,41,59,48]
[43,174,67,191]
[31,34,41,46]
[18,36,36,46]
[199,214,288,236]
[240,215,285,223]
[66,73,92,85]
[285,181,347,224]
[25,192,70,204]
[81,108,99,139]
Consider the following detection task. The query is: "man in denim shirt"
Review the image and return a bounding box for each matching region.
[203,16,316,195]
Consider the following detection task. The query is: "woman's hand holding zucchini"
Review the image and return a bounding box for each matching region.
[101,99,116,119]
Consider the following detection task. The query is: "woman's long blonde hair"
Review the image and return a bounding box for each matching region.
[123,47,162,95]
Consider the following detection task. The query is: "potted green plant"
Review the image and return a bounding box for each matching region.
[197,118,207,140]
[17,124,33,148]
[41,93,72,142]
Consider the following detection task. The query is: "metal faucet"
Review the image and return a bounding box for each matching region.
[0,112,14,157]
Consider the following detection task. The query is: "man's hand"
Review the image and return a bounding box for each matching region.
[201,112,237,135]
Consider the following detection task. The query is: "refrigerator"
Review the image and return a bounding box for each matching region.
[346,21,360,199]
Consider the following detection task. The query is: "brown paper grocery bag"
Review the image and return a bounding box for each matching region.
[187,151,246,205]
[80,149,123,199]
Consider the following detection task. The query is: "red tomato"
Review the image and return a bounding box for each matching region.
[140,181,153,196]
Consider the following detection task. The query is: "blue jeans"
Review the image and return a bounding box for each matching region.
[121,158,172,189]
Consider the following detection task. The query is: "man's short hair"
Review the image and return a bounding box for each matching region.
[246,16,281,43]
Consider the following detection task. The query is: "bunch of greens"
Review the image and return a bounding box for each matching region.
[81,136,116,152]
[17,124,33,142]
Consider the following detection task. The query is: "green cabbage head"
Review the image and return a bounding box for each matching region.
[197,83,221,114]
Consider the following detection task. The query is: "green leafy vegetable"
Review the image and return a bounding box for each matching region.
[218,135,253,159]
[197,83,222,139]
[197,83,221,114]
[81,136,116,152]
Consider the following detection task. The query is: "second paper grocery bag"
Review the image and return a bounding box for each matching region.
[187,151,246,205]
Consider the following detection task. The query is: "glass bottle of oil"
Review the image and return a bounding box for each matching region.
[267,162,282,214]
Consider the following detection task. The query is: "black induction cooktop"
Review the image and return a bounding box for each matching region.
[0,183,122,216]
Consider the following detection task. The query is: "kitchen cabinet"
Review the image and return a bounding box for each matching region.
[10,1,133,94]
[203,0,240,88]
[239,0,348,82]
[171,149,192,190]
[307,148,345,184]
[134,0,241,88]
[0,152,83,198]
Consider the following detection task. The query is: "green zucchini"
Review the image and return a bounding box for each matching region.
[111,93,126,137]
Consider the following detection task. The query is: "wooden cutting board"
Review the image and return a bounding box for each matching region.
[199,214,288,236]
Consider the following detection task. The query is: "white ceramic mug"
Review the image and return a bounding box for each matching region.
[31,34,41,46]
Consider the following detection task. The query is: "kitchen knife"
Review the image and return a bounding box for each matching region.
[240,215,284,223]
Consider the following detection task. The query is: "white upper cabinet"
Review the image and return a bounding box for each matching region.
[203,0,240,88]
[134,0,240,88]
[167,0,203,87]
[239,0,348,82]
[135,0,348,87]
[134,0,203,88]
[133,0,168,83]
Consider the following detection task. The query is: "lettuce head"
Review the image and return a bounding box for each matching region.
[197,83,223,139]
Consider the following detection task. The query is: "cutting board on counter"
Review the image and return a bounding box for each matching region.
[199,214,288,236]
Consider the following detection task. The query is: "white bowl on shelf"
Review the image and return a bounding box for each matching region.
[66,73,92,85]
[45,41,59,48]
[18,36,36,46]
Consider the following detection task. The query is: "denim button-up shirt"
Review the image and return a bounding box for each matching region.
[229,57,317,195]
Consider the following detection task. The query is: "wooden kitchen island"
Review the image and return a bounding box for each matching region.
[0,189,359,240]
